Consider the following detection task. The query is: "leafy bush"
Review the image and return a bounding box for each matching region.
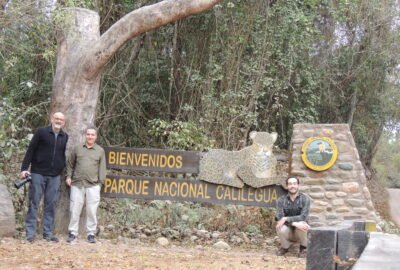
[0,99,30,174]
[148,119,214,151]
[99,199,278,236]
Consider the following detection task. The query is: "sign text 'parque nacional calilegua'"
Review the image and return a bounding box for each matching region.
[102,147,284,207]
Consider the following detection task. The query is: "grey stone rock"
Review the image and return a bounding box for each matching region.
[299,186,310,192]
[213,240,231,250]
[336,207,351,213]
[230,235,242,244]
[325,185,341,191]
[314,200,329,206]
[190,236,198,242]
[156,237,169,246]
[327,220,342,226]
[162,228,180,239]
[353,208,370,214]
[0,184,15,237]
[346,199,364,207]
[336,192,347,197]
[325,192,336,199]
[304,179,326,185]
[308,215,320,221]
[196,229,210,239]
[183,228,192,237]
[327,179,341,184]
[291,170,307,177]
[338,163,353,171]
[309,192,325,199]
[309,222,325,227]
[326,214,338,220]
[337,155,353,162]
[332,199,345,206]
[106,224,115,231]
[264,238,275,246]
[310,186,324,192]
[211,232,220,239]
[343,215,362,220]
[337,171,357,179]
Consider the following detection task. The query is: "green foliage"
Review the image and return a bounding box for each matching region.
[148,119,214,151]
[373,131,400,188]
[2,0,397,169]
[245,224,261,235]
[58,0,96,9]
[99,199,276,235]
[93,0,400,162]
[0,1,53,127]
[0,99,30,172]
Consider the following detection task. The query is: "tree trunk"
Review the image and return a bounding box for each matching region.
[52,8,101,234]
[51,0,222,234]
[347,89,358,127]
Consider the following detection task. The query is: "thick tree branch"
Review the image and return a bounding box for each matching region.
[82,0,222,80]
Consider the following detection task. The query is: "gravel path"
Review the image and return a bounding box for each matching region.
[0,237,306,270]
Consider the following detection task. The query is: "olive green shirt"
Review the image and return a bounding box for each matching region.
[66,143,107,187]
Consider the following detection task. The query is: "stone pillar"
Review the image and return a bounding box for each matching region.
[0,184,16,237]
[290,123,377,227]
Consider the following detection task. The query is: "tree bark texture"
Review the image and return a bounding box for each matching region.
[51,0,222,234]
[52,8,101,235]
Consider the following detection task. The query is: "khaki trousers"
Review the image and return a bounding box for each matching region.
[68,185,100,236]
[277,222,308,249]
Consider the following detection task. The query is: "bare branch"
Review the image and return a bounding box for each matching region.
[82,0,222,80]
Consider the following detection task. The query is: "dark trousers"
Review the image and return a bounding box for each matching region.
[25,173,60,238]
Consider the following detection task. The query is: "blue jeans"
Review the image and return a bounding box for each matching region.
[25,173,60,238]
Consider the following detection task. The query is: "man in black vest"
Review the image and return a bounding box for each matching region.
[20,112,68,243]
[275,176,311,258]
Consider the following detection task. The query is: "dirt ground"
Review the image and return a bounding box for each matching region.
[0,237,305,270]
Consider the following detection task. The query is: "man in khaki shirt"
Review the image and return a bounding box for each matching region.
[66,126,106,243]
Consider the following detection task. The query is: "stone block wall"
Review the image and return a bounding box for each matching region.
[290,123,377,227]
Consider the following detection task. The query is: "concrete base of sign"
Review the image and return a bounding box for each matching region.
[307,221,400,270]
[336,230,368,270]
[352,233,400,270]
[307,227,337,270]
[306,221,371,270]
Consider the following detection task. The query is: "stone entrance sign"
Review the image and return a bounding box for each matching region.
[290,124,377,227]
[102,141,285,208]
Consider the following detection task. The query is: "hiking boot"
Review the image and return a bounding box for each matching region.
[67,233,76,243]
[87,234,96,244]
[298,246,307,258]
[276,247,289,256]
[26,236,35,243]
[44,235,59,243]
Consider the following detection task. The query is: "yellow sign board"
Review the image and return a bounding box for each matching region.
[102,175,284,207]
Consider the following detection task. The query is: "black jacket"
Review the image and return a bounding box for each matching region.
[21,125,68,176]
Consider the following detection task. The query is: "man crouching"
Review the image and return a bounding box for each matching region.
[275,176,311,258]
